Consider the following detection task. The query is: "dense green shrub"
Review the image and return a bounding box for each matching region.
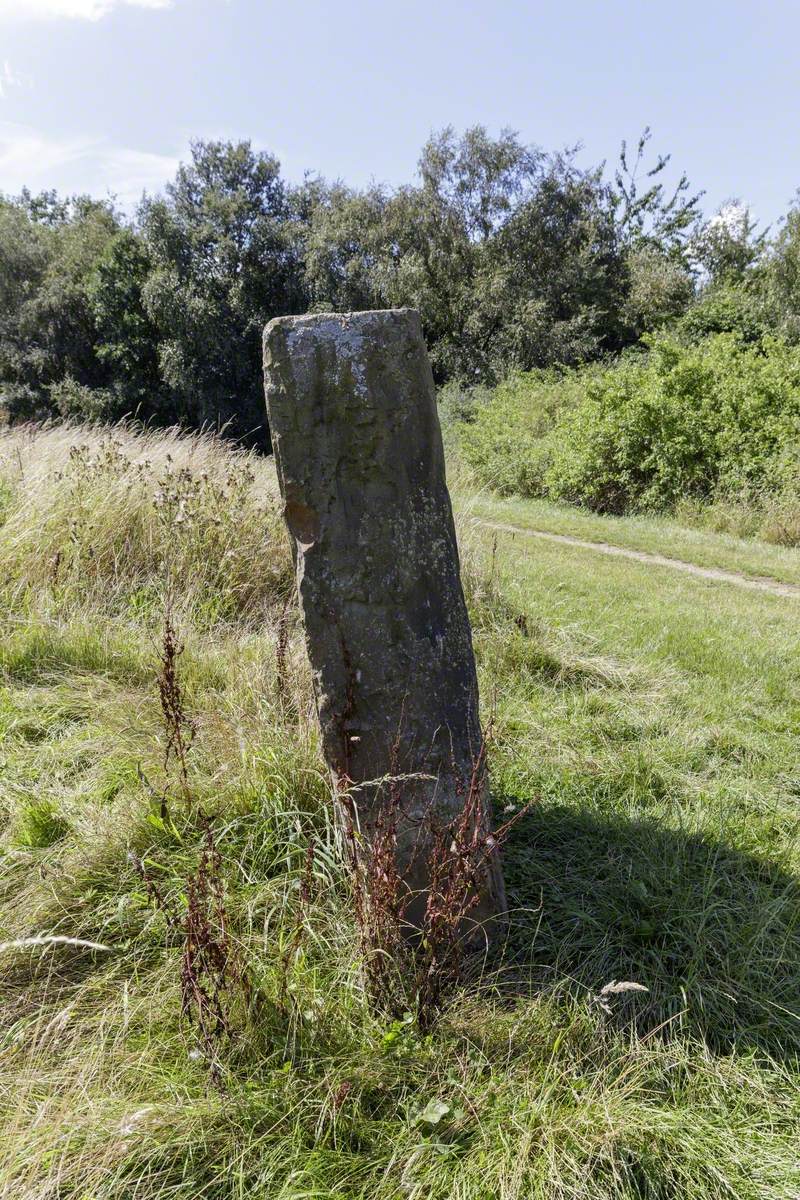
[460,335,800,517]
[547,335,800,512]
[458,369,588,495]
[673,282,773,344]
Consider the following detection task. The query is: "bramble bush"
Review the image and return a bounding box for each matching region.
[546,334,800,512]
[456,368,589,497]
[460,334,800,524]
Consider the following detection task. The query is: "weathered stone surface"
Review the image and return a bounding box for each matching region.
[263,308,505,929]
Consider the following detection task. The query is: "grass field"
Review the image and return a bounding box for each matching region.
[0,424,798,1199]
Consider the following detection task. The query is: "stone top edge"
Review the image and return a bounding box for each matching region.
[264,308,420,336]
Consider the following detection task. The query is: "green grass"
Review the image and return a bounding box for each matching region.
[472,520,800,1040]
[0,424,799,1198]
[463,491,800,585]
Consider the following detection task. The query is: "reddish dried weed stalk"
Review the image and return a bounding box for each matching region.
[157,598,196,811]
[343,730,525,1028]
[133,605,243,1087]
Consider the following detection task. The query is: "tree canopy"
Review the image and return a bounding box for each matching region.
[1,127,797,442]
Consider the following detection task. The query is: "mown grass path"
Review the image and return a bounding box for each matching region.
[477,518,800,598]
[463,490,800,585]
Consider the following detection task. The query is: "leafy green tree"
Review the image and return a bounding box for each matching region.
[0,197,52,417]
[388,126,543,378]
[760,196,800,342]
[612,127,702,255]
[692,201,765,284]
[0,193,120,421]
[623,246,696,333]
[140,140,307,444]
[302,127,701,382]
[87,228,165,420]
[480,156,626,374]
[674,203,775,345]
[302,181,389,313]
[675,281,771,344]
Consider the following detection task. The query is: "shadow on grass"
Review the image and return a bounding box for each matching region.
[499,802,800,1060]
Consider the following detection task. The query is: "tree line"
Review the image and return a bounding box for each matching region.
[1,126,798,446]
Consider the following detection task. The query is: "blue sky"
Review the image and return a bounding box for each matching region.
[0,0,798,228]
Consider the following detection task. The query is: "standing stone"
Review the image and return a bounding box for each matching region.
[263,309,506,932]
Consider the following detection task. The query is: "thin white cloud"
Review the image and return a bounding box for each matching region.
[708,201,753,239]
[0,0,172,21]
[0,121,182,207]
[102,144,183,206]
[0,60,31,96]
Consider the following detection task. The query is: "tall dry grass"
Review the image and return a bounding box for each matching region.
[0,421,291,625]
[675,484,800,548]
